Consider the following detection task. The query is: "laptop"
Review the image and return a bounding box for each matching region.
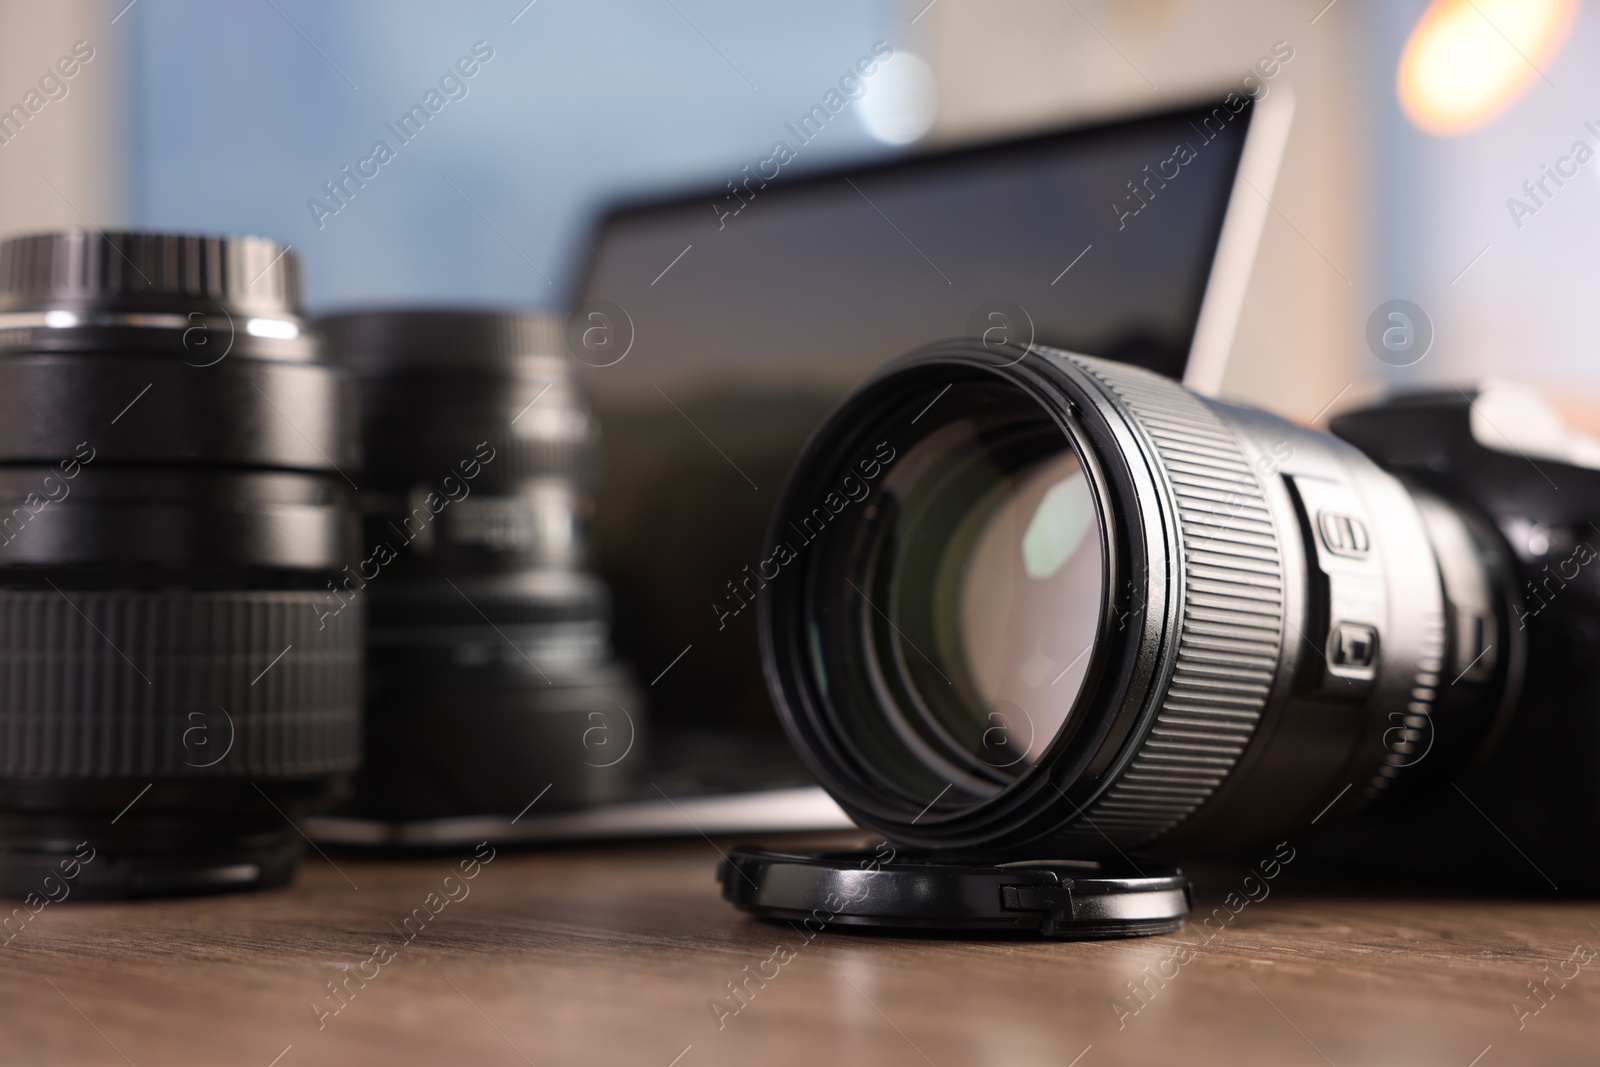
[308,89,1292,847]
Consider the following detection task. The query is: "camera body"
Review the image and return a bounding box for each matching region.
[1312,386,1600,889]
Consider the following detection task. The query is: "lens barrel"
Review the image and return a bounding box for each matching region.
[762,341,1518,856]
[320,310,640,819]
[0,230,363,897]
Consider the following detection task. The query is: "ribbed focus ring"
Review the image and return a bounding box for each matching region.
[326,308,596,485]
[0,589,361,779]
[0,231,300,314]
[320,311,568,374]
[475,425,594,483]
[1069,356,1286,844]
[362,413,595,484]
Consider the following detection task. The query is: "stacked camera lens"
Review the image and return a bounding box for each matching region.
[320,310,641,818]
[0,230,363,897]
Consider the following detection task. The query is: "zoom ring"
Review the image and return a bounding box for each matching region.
[0,589,361,778]
[1069,355,1286,844]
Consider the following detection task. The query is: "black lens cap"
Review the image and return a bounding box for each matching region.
[719,845,1190,940]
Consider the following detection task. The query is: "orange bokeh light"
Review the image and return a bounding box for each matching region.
[1398,0,1575,136]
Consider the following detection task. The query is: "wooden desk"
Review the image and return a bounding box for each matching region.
[4,834,1595,1066]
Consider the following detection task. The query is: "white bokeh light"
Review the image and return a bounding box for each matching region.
[858,52,937,146]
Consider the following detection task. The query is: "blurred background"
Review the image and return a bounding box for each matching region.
[5,0,1597,414]
[2,0,1593,740]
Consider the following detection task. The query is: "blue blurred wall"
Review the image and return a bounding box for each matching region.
[128,0,895,312]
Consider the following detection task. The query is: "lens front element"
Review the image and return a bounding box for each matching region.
[780,368,1121,831]
[863,392,1104,796]
[959,449,1102,761]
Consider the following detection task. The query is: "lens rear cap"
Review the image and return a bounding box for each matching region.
[719,845,1190,940]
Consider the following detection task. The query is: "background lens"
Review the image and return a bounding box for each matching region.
[320,309,641,819]
[0,230,363,897]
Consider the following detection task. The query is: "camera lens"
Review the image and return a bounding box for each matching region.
[320,310,640,818]
[0,230,363,897]
[763,341,1520,855]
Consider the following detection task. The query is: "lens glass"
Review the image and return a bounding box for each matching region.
[957,449,1101,750]
[807,375,1105,811]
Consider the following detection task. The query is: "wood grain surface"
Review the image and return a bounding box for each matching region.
[2,833,1596,1066]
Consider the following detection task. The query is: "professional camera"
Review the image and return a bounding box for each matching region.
[0,230,363,898]
[725,339,1600,932]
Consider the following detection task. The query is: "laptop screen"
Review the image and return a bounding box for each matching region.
[570,97,1255,735]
